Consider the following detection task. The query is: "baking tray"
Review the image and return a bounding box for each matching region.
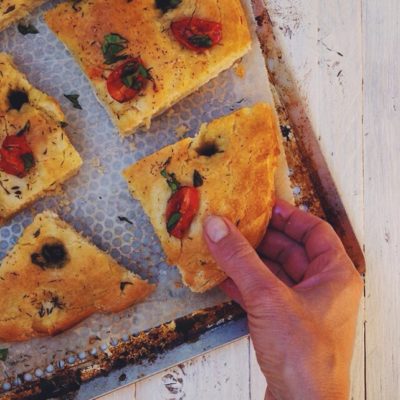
[0,0,364,398]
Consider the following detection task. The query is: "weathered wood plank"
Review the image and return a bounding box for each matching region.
[363,0,400,398]
[250,340,267,400]
[134,338,250,400]
[265,0,364,397]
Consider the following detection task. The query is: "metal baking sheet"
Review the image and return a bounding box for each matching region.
[0,0,291,395]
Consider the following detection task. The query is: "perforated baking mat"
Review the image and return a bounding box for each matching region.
[0,0,295,395]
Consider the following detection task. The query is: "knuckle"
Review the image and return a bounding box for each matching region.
[223,241,254,264]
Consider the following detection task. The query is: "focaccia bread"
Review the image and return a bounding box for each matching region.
[0,211,155,342]
[0,1,46,32]
[0,53,82,225]
[45,0,252,135]
[123,103,279,292]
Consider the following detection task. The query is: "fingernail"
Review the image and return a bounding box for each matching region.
[204,216,229,243]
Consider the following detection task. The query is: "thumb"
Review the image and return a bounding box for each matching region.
[203,216,285,307]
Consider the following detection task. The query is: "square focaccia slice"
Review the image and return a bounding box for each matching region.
[45,0,252,135]
[0,0,46,32]
[0,53,82,225]
[123,103,280,293]
[0,211,155,342]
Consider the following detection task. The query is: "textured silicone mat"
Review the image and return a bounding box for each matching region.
[0,0,283,388]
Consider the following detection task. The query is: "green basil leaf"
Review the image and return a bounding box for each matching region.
[102,33,128,64]
[161,169,181,193]
[188,35,213,48]
[21,153,35,173]
[17,23,39,35]
[167,212,181,231]
[64,94,82,110]
[0,348,8,361]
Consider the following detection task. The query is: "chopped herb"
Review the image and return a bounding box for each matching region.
[156,0,182,13]
[167,212,181,232]
[51,295,64,310]
[120,281,133,291]
[161,168,181,193]
[38,305,45,318]
[33,229,41,238]
[118,216,133,225]
[64,94,82,110]
[0,348,8,361]
[17,23,39,35]
[16,120,30,136]
[188,35,213,48]
[120,61,151,91]
[71,0,82,11]
[59,121,68,128]
[4,5,15,14]
[102,33,129,65]
[193,170,204,187]
[21,153,35,172]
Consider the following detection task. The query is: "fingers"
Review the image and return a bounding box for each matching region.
[258,228,309,282]
[260,256,296,287]
[204,216,286,307]
[271,199,345,260]
[219,278,244,308]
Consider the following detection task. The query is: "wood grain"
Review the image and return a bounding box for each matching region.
[250,340,267,400]
[363,0,400,398]
[135,338,250,400]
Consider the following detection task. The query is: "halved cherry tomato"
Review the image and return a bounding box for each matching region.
[166,186,200,239]
[107,58,151,103]
[171,18,222,52]
[0,134,34,178]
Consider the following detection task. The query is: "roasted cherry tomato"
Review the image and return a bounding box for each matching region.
[166,186,200,239]
[171,18,222,52]
[0,134,34,178]
[107,58,152,103]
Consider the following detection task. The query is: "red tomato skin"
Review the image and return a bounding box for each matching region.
[0,135,33,178]
[106,58,148,103]
[166,187,200,239]
[171,18,222,52]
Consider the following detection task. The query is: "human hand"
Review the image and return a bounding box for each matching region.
[203,199,363,400]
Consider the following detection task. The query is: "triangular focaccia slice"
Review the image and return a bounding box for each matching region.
[0,212,155,342]
[0,1,46,32]
[123,103,279,293]
[45,0,252,135]
[0,53,82,225]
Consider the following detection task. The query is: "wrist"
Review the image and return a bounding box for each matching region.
[283,341,350,400]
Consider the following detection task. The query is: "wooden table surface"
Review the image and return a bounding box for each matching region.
[98,0,399,398]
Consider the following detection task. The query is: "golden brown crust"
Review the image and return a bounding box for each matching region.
[44,0,252,135]
[0,211,155,342]
[0,0,46,32]
[123,103,280,292]
[0,53,82,225]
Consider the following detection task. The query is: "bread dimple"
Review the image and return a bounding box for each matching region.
[0,53,82,225]
[44,0,252,135]
[123,103,280,292]
[0,211,155,342]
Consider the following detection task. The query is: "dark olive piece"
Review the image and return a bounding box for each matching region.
[196,141,220,157]
[31,243,68,269]
[8,90,29,111]
[42,244,67,266]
